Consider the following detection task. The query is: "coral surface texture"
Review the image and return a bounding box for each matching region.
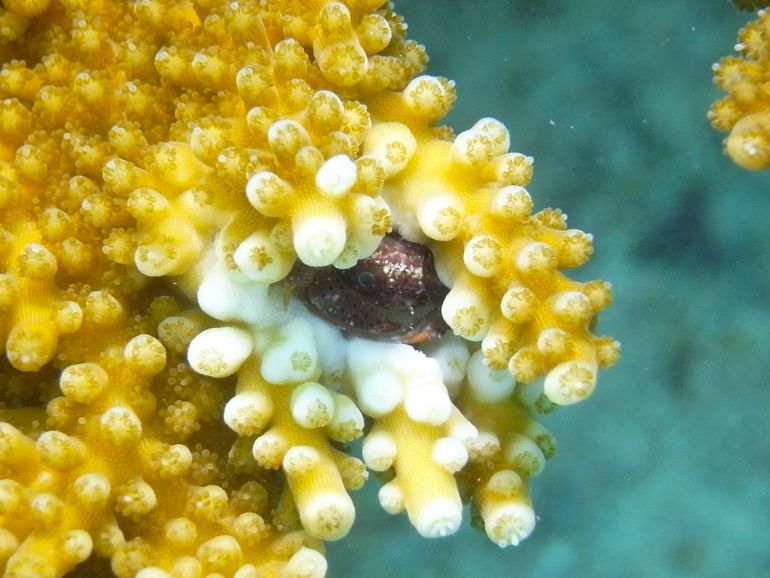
[0,1,618,577]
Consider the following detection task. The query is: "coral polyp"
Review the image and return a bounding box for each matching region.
[0,1,618,577]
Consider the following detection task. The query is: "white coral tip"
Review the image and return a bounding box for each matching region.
[378,482,404,514]
[362,431,397,471]
[404,383,451,425]
[492,185,533,221]
[504,434,545,478]
[282,446,321,477]
[281,547,328,578]
[412,497,462,538]
[362,122,416,176]
[543,360,597,405]
[432,437,468,473]
[196,266,271,324]
[451,119,508,166]
[484,501,536,547]
[234,231,293,283]
[466,348,516,402]
[188,327,253,378]
[354,370,402,417]
[417,194,464,241]
[472,117,510,153]
[290,381,335,429]
[315,154,357,196]
[245,171,291,217]
[403,75,452,118]
[223,390,273,436]
[328,394,364,441]
[467,430,501,462]
[62,529,93,564]
[252,431,288,469]
[441,286,490,341]
[301,491,355,541]
[293,213,347,267]
[463,234,503,277]
[260,318,319,385]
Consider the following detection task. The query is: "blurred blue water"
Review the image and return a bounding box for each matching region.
[326,2,770,577]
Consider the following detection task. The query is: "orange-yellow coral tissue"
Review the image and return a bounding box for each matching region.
[0,1,619,577]
[710,8,770,170]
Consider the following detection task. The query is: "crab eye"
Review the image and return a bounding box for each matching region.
[355,271,376,288]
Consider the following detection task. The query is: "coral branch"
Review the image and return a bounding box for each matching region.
[0,1,618,576]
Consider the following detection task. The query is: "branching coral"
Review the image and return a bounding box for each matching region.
[710,7,770,170]
[0,1,618,576]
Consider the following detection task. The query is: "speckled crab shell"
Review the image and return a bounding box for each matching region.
[289,234,449,343]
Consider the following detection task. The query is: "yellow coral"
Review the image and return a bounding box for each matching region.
[710,8,770,169]
[0,1,618,577]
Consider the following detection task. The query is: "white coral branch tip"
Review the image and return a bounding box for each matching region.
[300,491,355,541]
[282,547,328,578]
[283,446,321,476]
[543,360,597,405]
[378,481,404,514]
[260,318,319,385]
[412,498,462,538]
[245,171,291,217]
[188,326,253,378]
[252,430,288,469]
[362,122,417,176]
[403,382,451,425]
[432,437,468,473]
[353,370,403,417]
[417,194,464,241]
[290,381,335,429]
[223,390,274,436]
[293,213,347,267]
[362,431,397,471]
[327,394,364,441]
[234,231,293,283]
[484,504,536,547]
[466,348,516,402]
[315,154,357,196]
[441,285,491,341]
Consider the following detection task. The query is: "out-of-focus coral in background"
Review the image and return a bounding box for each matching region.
[710,5,770,170]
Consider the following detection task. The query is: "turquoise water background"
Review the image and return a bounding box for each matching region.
[327,2,770,577]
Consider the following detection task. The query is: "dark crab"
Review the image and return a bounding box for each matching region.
[289,234,449,344]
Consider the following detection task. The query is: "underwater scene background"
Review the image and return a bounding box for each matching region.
[327,1,770,577]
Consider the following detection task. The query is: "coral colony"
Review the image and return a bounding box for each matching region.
[0,1,619,577]
[710,6,770,170]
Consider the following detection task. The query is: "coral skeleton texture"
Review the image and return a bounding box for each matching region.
[0,1,618,577]
[710,6,770,169]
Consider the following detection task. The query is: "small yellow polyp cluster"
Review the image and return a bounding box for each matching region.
[371,115,619,405]
[710,8,770,170]
[0,1,618,576]
[1,293,327,578]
